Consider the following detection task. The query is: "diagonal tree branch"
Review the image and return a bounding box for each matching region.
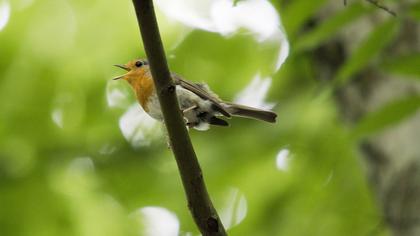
[344,0,397,16]
[131,0,227,235]
[365,0,396,16]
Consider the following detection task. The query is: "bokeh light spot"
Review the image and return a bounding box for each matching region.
[131,206,180,236]
[155,0,289,72]
[119,104,162,148]
[234,73,275,109]
[98,143,117,156]
[0,1,10,31]
[220,187,247,229]
[106,80,131,108]
[51,108,64,128]
[67,157,95,175]
[276,148,290,171]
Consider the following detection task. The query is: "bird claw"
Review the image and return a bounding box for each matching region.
[186,122,198,129]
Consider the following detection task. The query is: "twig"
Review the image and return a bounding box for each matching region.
[131,0,227,235]
[366,0,396,16]
[343,0,396,16]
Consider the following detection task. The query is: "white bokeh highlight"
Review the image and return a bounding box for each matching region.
[220,187,247,229]
[67,157,95,175]
[155,0,289,71]
[98,143,117,155]
[156,0,280,40]
[50,93,74,129]
[210,0,279,41]
[276,148,290,171]
[119,103,162,148]
[51,108,64,128]
[234,73,275,109]
[274,32,290,71]
[132,206,180,236]
[106,80,131,108]
[0,1,10,31]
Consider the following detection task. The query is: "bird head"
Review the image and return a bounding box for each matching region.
[113,59,149,85]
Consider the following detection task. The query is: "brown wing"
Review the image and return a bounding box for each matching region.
[172,73,231,117]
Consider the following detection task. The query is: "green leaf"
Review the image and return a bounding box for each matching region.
[295,3,370,52]
[352,96,420,138]
[381,53,420,79]
[233,0,242,6]
[335,19,400,85]
[282,0,328,37]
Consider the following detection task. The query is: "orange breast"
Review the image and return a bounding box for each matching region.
[133,73,155,112]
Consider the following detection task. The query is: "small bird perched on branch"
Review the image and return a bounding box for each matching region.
[114,59,277,130]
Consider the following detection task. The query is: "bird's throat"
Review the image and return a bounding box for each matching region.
[132,73,155,112]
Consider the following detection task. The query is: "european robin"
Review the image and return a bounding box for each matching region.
[113,59,277,130]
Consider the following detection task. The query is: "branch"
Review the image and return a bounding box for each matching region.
[131,1,227,235]
[343,0,396,16]
[365,0,396,16]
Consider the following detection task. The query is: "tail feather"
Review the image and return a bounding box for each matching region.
[224,103,277,123]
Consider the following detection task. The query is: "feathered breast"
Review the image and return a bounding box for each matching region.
[133,72,155,112]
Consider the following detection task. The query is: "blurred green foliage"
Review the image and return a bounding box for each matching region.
[1,0,419,235]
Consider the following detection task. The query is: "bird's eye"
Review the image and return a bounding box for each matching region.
[135,61,143,67]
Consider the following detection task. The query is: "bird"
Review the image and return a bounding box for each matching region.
[113,59,277,131]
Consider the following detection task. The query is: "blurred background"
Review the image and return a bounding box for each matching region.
[1,0,419,235]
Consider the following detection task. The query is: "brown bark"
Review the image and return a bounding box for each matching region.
[131,1,227,235]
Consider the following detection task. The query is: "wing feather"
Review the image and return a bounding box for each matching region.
[172,73,231,117]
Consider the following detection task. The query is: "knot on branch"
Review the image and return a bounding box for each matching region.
[206,217,219,233]
[167,85,176,94]
[159,84,176,96]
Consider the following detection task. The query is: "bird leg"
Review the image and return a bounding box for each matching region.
[186,122,198,128]
[182,105,198,129]
[182,105,197,114]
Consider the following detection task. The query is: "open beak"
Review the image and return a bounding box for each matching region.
[114,64,130,71]
[113,64,130,80]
